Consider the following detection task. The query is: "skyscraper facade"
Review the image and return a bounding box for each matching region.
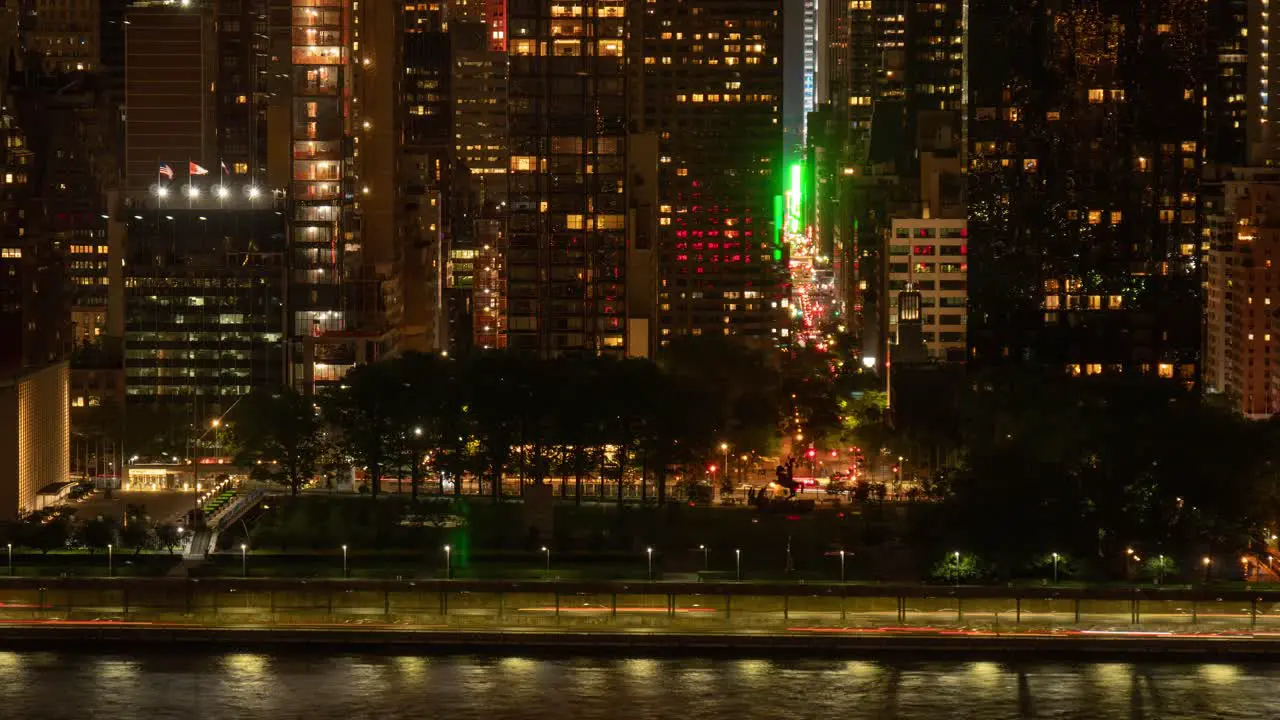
[29,0,101,73]
[1204,169,1280,416]
[120,204,287,415]
[801,0,817,140]
[504,0,635,357]
[122,0,216,192]
[643,0,788,349]
[967,0,1204,385]
[288,0,364,392]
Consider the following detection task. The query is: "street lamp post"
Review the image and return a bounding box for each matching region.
[735,548,741,581]
[699,544,708,570]
[6,542,11,577]
[952,551,960,587]
[1202,556,1212,583]
[240,543,247,577]
[108,544,114,577]
[1051,552,1059,585]
[646,547,654,581]
[412,427,423,499]
[444,545,452,579]
[720,443,729,486]
[1157,554,1165,585]
[542,546,550,574]
[839,549,846,583]
[342,544,348,578]
[187,394,248,517]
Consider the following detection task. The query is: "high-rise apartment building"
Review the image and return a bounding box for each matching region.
[215,0,285,182]
[1246,0,1280,166]
[1205,169,1280,416]
[451,20,507,193]
[504,0,639,358]
[451,20,508,351]
[1206,1,1249,171]
[643,0,788,349]
[287,0,366,392]
[29,0,101,73]
[0,108,67,371]
[1199,1,1280,417]
[12,76,113,340]
[967,0,1204,385]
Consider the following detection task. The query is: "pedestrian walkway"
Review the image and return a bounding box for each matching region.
[168,528,214,576]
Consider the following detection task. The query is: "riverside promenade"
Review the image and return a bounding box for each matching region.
[2,577,1280,656]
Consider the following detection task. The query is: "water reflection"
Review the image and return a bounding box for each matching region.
[0,651,1271,719]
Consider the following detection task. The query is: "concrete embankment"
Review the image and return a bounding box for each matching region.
[2,625,1280,659]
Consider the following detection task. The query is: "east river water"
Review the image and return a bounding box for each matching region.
[0,650,1271,719]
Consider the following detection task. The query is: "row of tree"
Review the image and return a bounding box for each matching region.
[228,338,840,503]
[902,369,1280,578]
[2,505,184,555]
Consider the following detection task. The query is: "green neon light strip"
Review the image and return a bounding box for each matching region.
[773,194,784,247]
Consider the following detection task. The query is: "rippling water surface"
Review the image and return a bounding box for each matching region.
[0,650,1272,719]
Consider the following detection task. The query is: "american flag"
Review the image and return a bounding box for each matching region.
[159,163,174,180]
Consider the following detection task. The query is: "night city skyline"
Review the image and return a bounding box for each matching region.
[1,2,1280,713]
